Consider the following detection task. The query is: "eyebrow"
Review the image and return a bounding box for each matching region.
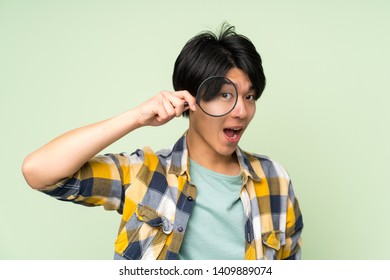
[233,82,255,93]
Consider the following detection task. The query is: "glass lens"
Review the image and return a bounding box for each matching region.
[196,76,238,117]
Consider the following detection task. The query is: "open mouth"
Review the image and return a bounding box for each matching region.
[223,128,243,142]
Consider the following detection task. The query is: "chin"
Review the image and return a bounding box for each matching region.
[217,144,238,157]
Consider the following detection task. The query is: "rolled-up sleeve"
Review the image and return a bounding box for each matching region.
[40,153,132,212]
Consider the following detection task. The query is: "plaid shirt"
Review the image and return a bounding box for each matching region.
[41,133,303,260]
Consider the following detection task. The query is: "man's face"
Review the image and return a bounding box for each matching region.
[188,67,257,158]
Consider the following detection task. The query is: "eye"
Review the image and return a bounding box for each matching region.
[245,93,256,101]
[220,92,234,100]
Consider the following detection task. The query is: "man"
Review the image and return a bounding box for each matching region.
[22,24,303,260]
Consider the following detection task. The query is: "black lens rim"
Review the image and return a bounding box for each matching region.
[196,76,238,117]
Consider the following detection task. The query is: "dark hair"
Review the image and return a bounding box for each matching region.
[172,23,266,117]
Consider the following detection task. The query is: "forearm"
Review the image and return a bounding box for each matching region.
[22,90,195,190]
[22,109,141,189]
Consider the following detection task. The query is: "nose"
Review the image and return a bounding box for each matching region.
[230,97,248,119]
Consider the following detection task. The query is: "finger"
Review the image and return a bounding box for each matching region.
[153,104,168,124]
[176,90,196,111]
[151,93,170,123]
[170,96,189,117]
[161,95,178,118]
[163,91,190,117]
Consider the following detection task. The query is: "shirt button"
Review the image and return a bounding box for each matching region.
[178,227,184,232]
[187,196,193,201]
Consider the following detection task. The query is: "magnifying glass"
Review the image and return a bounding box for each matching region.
[185,76,238,117]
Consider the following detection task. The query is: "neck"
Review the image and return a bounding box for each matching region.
[186,132,240,176]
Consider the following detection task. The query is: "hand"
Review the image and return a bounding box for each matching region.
[134,90,196,127]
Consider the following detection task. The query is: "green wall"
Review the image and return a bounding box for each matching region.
[1,0,389,259]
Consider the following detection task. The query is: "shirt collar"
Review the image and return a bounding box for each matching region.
[168,133,189,177]
[168,132,261,182]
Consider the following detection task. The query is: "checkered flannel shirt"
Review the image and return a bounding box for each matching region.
[41,133,303,260]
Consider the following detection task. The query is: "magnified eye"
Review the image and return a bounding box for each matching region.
[220,92,234,100]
